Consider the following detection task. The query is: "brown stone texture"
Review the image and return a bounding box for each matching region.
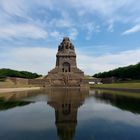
[7,77,29,85]
[44,37,88,87]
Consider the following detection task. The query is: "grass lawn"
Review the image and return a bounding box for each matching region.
[90,83,140,89]
[93,89,140,98]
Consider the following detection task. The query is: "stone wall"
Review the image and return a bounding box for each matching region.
[28,79,46,87]
[7,77,29,85]
[101,77,117,84]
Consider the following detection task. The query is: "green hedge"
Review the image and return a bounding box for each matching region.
[0,68,42,79]
[93,62,140,80]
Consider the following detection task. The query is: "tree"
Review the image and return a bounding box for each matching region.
[93,63,140,80]
[0,68,42,79]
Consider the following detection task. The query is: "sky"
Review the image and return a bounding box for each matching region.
[0,0,140,75]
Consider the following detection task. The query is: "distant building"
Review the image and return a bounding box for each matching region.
[87,77,102,84]
[101,77,117,84]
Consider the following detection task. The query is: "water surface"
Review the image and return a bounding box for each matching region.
[0,88,140,140]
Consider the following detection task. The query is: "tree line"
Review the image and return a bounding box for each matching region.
[0,68,42,79]
[93,63,140,80]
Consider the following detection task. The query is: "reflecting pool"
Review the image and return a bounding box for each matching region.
[0,88,140,140]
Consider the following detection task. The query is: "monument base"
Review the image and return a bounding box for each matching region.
[44,68,89,88]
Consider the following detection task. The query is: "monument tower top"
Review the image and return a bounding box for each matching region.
[56,37,76,69]
[58,37,74,51]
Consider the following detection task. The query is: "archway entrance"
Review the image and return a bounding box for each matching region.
[62,62,70,72]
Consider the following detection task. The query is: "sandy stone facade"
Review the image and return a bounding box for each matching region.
[44,37,88,87]
[7,77,29,85]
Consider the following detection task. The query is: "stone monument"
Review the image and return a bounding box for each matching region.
[44,37,88,87]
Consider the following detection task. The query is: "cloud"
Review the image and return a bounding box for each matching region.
[50,31,63,40]
[122,24,140,35]
[70,0,135,20]
[107,23,114,32]
[0,46,56,74]
[68,28,78,40]
[0,0,140,42]
[1,0,140,41]
[0,23,48,39]
[77,48,140,74]
[49,12,73,28]
[0,0,53,17]
[83,22,100,40]
[0,0,27,17]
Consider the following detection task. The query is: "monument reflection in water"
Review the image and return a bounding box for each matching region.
[0,89,140,140]
[0,88,89,140]
[47,88,89,140]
